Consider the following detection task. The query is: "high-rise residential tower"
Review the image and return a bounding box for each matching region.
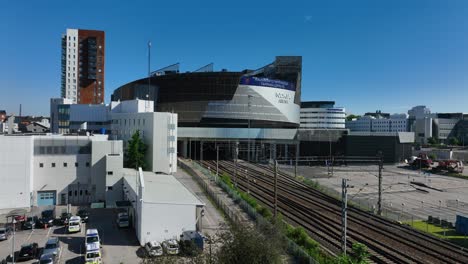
[61,28,105,104]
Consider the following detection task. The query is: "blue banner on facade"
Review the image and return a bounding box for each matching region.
[240,76,296,91]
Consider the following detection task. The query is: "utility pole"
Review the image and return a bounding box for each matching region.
[295,142,299,178]
[216,145,219,182]
[341,178,348,255]
[377,156,383,216]
[274,160,278,218]
[234,142,239,187]
[247,95,253,163]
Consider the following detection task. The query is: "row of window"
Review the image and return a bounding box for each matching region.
[112,118,146,126]
[39,162,90,168]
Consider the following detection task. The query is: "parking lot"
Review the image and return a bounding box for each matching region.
[0,208,140,264]
[281,163,468,223]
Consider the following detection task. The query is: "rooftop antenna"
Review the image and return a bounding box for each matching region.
[19,104,22,117]
[147,41,151,112]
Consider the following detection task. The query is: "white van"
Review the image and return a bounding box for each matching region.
[68,216,81,233]
[86,229,101,248]
[85,243,102,264]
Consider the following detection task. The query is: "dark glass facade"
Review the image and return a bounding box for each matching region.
[112,56,302,129]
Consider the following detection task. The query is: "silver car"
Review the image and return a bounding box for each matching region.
[42,237,61,257]
[39,253,57,264]
[0,227,12,241]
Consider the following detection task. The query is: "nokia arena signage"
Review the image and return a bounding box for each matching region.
[238,76,299,124]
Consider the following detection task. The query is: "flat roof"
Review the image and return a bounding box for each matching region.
[142,172,204,206]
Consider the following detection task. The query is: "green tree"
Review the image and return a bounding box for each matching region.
[125,130,148,170]
[346,114,360,121]
[427,137,438,145]
[352,243,369,263]
[449,137,460,146]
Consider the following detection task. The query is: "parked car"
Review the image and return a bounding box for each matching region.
[68,216,81,233]
[116,212,129,228]
[40,210,55,227]
[54,213,72,226]
[85,243,102,264]
[22,216,38,230]
[180,230,204,255]
[39,253,57,264]
[0,227,12,241]
[42,237,61,257]
[18,243,39,261]
[144,241,163,257]
[85,229,101,249]
[14,215,26,223]
[162,239,179,255]
[77,209,89,223]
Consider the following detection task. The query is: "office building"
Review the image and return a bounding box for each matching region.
[61,28,105,104]
[346,114,408,133]
[300,101,346,129]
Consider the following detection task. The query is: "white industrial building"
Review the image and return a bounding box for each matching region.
[50,98,177,174]
[122,168,204,246]
[0,134,123,213]
[300,101,346,129]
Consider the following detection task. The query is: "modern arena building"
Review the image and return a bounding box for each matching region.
[111,56,302,161]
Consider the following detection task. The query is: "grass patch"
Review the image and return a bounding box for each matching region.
[408,220,468,248]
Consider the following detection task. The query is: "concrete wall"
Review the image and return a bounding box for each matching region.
[33,154,91,206]
[140,203,196,245]
[91,140,123,202]
[105,154,124,207]
[111,112,177,174]
[0,136,33,212]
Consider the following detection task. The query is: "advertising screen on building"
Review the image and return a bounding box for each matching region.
[239,76,296,91]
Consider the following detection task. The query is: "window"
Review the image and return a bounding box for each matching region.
[80,190,83,196]
[39,163,44,168]
[75,190,77,196]
[107,186,113,191]
[85,190,89,195]
[107,171,113,175]
[51,163,56,168]
[63,162,67,167]
[86,162,90,167]
[75,162,78,167]
[69,191,72,196]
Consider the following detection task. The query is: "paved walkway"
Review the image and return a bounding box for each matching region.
[174,168,227,236]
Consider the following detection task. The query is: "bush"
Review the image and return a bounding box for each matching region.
[239,192,257,209]
[257,205,273,219]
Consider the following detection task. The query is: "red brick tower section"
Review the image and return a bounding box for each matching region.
[77,29,105,104]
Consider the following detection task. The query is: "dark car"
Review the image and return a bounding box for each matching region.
[18,243,39,261]
[22,216,38,230]
[77,209,89,223]
[40,210,55,227]
[54,213,72,226]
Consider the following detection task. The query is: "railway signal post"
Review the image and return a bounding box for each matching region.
[377,157,383,216]
[274,160,278,217]
[342,178,348,255]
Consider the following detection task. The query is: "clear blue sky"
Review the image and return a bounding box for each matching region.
[1,0,468,116]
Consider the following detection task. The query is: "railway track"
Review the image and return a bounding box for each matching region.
[199,159,468,264]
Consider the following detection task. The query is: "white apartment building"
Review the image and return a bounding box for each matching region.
[62,29,79,103]
[300,101,346,129]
